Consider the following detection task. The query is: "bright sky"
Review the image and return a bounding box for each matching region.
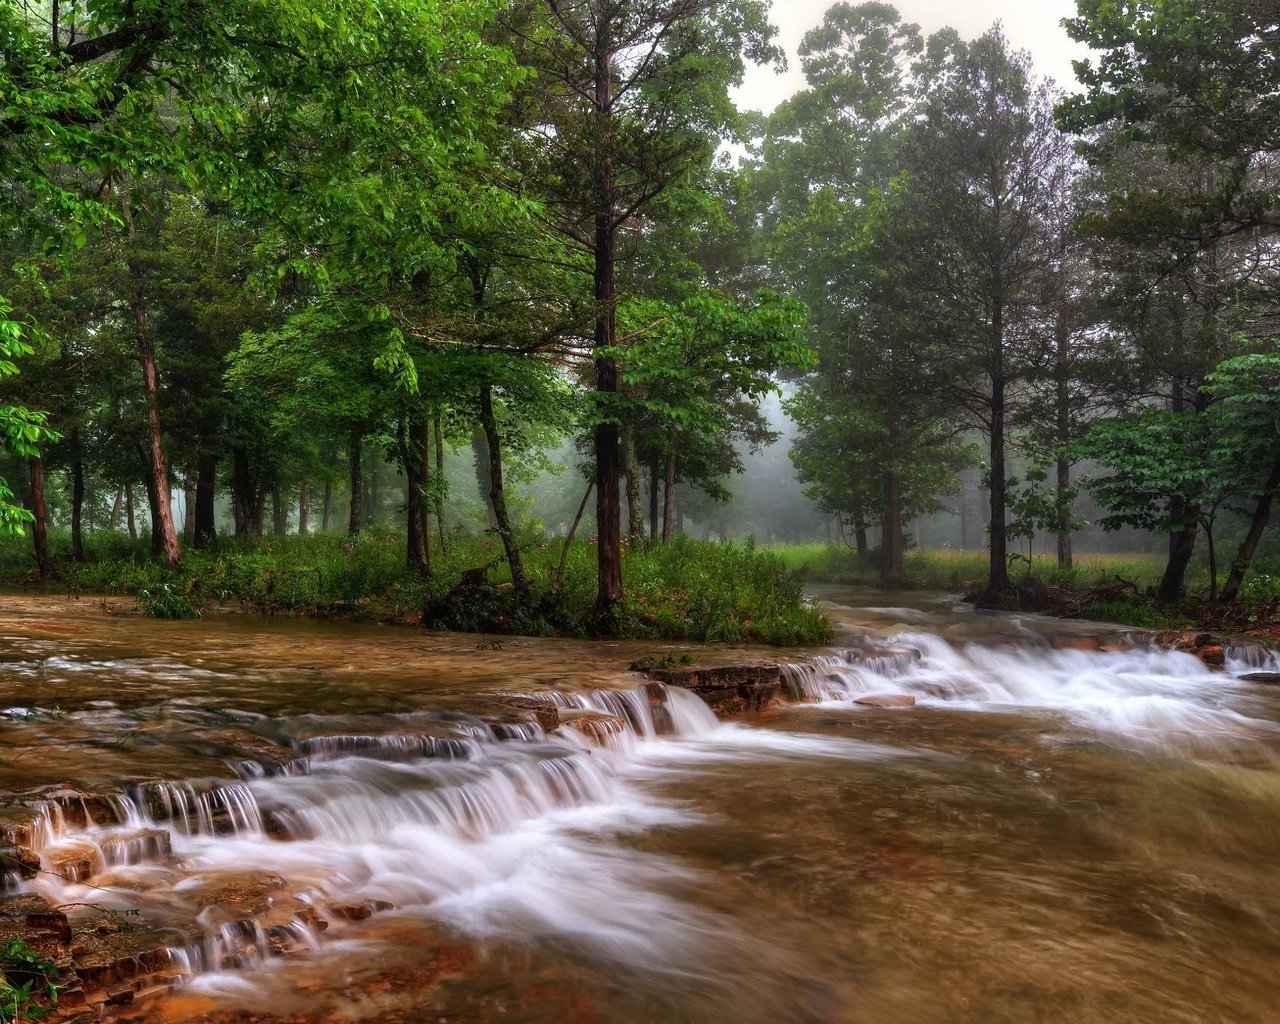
[735,0,1089,112]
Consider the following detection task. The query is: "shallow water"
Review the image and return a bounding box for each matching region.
[3,591,1280,1023]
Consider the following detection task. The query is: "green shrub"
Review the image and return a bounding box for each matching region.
[1,939,59,1023]
[0,530,831,646]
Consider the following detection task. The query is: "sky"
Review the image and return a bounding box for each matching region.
[734,0,1089,113]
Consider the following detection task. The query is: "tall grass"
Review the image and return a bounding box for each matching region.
[0,530,831,646]
[771,543,1188,592]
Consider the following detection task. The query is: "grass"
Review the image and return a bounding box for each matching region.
[1,938,59,1023]
[767,542,1259,632]
[772,544,1176,590]
[0,530,831,646]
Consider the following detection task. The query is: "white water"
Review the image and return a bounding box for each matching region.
[27,680,894,995]
[785,633,1280,757]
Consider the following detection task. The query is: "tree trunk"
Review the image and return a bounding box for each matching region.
[29,458,53,577]
[1221,454,1280,602]
[648,459,660,543]
[479,384,527,594]
[662,440,676,544]
[470,426,497,528]
[232,446,255,537]
[125,483,138,541]
[322,479,333,533]
[883,469,904,583]
[854,516,868,558]
[253,486,267,538]
[1206,520,1218,602]
[433,412,447,553]
[591,34,622,616]
[123,188,181,568]
[622,422,644,548]
[1056,454,1073,572]
[985,374,1010,597]
[70,429,85,561]
[183,472,197,546]
[404,417,430,575]
[1159,526,1198,601]
[554,480,594,593]
[1158,381,1196,601]
[1055,307,1074,571]
[108,485,124,532]
[271,485,287,536]
[298,479,310,535]
[194,455,217,548]
[348,429,364,536]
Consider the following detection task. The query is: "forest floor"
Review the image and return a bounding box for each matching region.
[0,531,832,646]
[774,544,1280,642]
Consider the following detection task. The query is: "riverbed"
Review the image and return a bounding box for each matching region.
[2,591,1279,1023]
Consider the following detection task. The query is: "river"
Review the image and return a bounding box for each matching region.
[2,590,1279,1023]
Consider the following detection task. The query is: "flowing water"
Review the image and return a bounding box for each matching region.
[3,591,1280,1023]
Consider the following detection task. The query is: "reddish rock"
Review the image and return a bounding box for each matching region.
[558,711,628,743]
[854,694,917,709]
[1052,636,1101,651]
[1198,644,1226,666]
[44,841,100,883]
[643,663,783,716]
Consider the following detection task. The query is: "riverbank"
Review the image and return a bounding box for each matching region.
[774,544,1280,642]
[4,587,1280,1024]
[0,533,831,647]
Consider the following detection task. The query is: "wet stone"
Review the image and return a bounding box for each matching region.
[1242,672,1280,685]
[70,923,173,989]
[45,841,100,883]
[100,828,171,866]
[190,728,309,776]
[558,710,629,743]
[643,663,784,716]
[43,787,121,828]
[854,694,917,709]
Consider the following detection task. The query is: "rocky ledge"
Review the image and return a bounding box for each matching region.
[635,662,784,715]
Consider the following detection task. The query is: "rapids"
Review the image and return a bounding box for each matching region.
[3,591,1280,1023]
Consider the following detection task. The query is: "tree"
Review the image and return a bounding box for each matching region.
[762,3,971,580]
[502,0,782,619]
[1061,0,1280,598]
[894,29,1069,599]
[1207,346,1280,602]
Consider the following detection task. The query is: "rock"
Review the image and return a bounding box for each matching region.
[1154,629,1196,652]
[643,663,783,716]
[1242,672,1280,685]
[43,788,120,828]
[1197,644,1226,666]
[854,694,917,709]
[70,924,172,989]
[558,710,628,744]
[1,842,40,879]
[328,899,394,922]
[491,696,559,733]
[44,841,100,883]
[0,892,72,943]
[100,828,171,867]
[1052,636,1101,651]
[190,729,308,776]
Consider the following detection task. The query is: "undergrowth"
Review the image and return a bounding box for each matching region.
[0,939,59,1023]
[0,531,831,646]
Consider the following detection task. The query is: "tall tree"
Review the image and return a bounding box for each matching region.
[502,0,782,619]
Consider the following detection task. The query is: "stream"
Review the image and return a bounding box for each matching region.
[3,590,1280,1023]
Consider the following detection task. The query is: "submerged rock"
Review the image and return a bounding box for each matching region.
[854,694,917,709]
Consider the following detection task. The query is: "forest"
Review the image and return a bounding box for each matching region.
[3,0,1279,638]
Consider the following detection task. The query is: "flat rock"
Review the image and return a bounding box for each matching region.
[1242,672,1280,685]
[643,663,783,716]
[854,694,917,709]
